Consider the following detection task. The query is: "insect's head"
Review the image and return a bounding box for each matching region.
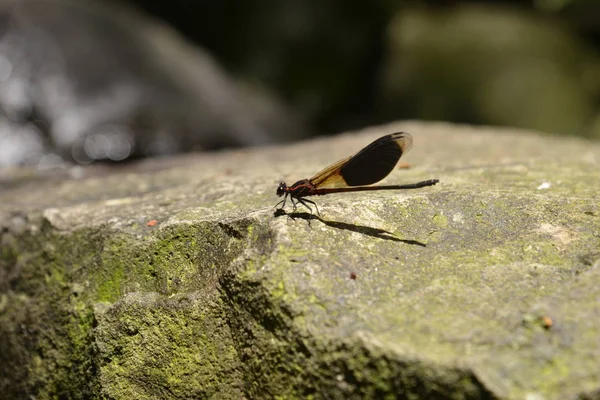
[276,182,287,197]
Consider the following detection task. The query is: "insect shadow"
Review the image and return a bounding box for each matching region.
[273,209,426,247]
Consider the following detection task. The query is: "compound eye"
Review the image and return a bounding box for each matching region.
[278,182,288,196]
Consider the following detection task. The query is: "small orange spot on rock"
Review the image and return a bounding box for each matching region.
[541,315,553,329]
[147,219,158,227]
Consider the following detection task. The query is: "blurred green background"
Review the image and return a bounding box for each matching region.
[132,0,600,138]
[1,0,599,168]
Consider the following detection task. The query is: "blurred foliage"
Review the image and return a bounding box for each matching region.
[130,0,393,132]
[3,0,598,167]
[130,0,600,137]
[380,4,600,137]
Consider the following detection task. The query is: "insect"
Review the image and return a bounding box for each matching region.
[275,132,439,215]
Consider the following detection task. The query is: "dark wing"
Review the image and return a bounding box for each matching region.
[309,132,413,189]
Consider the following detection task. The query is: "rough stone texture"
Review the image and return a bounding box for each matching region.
[1,121,599,399]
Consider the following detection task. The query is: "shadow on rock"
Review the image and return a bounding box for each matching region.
[274,209,426,247]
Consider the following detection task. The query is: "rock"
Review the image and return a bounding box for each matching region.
[1,121,599,399]
[0,0,305,167]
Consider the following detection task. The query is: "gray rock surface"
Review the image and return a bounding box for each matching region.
[1,121,599,399]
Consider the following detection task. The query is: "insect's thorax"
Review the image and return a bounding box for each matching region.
[288,179,316,198]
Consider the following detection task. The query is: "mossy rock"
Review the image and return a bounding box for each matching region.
[1,121,599,399]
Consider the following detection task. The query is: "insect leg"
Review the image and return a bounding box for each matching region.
[297,198,317,215]
[300,198,320,216]
[274,193,288,211]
